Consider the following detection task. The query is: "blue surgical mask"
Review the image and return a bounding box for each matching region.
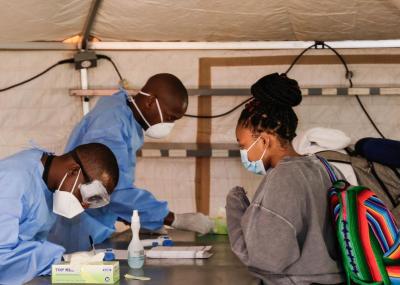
[240,136,267,175]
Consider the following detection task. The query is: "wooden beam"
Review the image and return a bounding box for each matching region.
[70,87,400,97]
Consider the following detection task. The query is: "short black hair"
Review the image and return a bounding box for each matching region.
[144,73,189,117]
[238,73,302,143]
[71,143,119,193]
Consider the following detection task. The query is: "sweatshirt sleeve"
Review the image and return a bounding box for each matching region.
[240,204,300,273]
[226,186,251,264]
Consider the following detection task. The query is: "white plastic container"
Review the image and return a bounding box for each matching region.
[127,210,145,269]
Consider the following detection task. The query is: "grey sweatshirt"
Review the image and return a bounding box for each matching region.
[226,155,344,285]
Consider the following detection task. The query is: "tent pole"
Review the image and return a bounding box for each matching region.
[88,40,400,50]
[0,40,399,51]
[80,69,90,115]
[78,0,102,115]
[81,0,102,50]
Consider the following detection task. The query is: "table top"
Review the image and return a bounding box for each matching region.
[26,230,259,285]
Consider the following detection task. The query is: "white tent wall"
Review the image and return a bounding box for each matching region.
[0,48,399,215]
[0,51,81,156]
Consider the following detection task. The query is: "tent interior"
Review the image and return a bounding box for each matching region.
[1,0,400,216]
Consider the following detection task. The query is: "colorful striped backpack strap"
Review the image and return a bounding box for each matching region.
[317,155,339,183]
[317,155,400,284]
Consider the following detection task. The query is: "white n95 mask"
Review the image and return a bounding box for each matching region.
[130,91,175,139]
[240,136,267,175]
[53,169,84,219]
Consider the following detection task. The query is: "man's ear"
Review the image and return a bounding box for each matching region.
[67,164,80,176]
[144,95,156,109]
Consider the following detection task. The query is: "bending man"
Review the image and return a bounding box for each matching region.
[49,73,214,252]
[0,143,119,284]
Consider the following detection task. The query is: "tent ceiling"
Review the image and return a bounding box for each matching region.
[1,0,400,43]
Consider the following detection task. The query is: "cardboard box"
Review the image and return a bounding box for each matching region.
[51,261,120,284]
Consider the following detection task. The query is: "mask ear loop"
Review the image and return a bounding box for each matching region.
[57,173,68,190]
[259,148,267,160]
[129,91,152,127]
[139,91,151,97]
[247,136,262,151]
[154,98,164,123]
[70,150,92,182]
[139,91,164,123]
[71,168,81,195]
[247,137,268,160]
[259,138,269,160]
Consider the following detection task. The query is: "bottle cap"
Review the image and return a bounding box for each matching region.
[132,210,140,223]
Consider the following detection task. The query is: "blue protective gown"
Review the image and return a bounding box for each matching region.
[48,89,169,253]
[0,149,65,285]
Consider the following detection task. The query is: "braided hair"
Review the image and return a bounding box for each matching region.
[238,73,302,144]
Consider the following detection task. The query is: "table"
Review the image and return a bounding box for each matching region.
[26,230,259,285]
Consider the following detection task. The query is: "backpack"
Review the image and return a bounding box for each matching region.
[317,150,400,223]
[318,156,400,285]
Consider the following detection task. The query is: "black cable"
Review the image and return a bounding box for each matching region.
[184,43,315,119]
[0,58,74,93]
[184,42,354,119]
[284,43,317,75]
[322,42,353,88]
[0,48,385,136]
[97,54,123,80]
[0,54,123,93]
[96,53,250,119]
[184,97,252,118]
[284,41,385,138]
[323,43,384,138]
[355,95,386,138]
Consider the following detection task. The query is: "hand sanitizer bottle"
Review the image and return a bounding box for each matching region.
[128,210,145,269]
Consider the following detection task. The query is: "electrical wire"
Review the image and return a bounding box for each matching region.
[0,58,74,93]
[183,42,321,119]
[184,97,252,118]
[355,95,386,138]
[96,53,252,119]
[283,43,319,76]
[97,54,123,81]
[123,40,386,128]
[0,54,123,93]
[324,42,384,138]
[283,41,385,138]
[0,48,387,137]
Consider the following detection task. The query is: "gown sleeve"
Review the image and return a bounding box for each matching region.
[0,174,64,284]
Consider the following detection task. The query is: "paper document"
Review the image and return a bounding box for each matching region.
[146,246,213,259]
[97,246,213,259]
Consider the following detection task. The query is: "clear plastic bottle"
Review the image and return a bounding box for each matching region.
[127,210,145,269]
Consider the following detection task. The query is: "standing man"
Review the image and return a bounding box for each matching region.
[49,73,214,252]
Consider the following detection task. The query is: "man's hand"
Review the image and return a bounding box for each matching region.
[171,212,214,235]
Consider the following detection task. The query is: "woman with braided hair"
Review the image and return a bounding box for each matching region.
[226,73,344,285]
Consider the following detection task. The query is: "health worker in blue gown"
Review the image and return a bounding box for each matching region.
[0,143,119,284]
[49,73,214,253]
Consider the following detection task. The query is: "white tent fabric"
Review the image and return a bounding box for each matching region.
[0,1,399,215]
[0,48,399,215]
[94,0,400,41]
[0,1,89,42]
[0,0,400,43]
